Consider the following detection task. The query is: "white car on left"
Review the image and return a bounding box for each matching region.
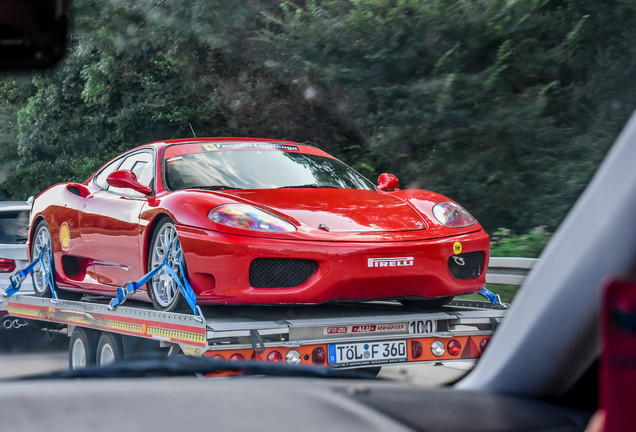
[0,200,33,306]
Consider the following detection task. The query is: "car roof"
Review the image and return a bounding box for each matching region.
[0,201,31,212]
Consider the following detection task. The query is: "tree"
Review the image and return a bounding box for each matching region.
[0,0,634,235]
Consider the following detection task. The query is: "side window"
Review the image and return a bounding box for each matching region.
[93,158,123,190]
[0,210,29,244]
[107,152,154,197]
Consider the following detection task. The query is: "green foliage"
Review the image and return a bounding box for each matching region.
[490,226,552,258]
[0,0,633,239]
[255,0,636,232]
[459,226,552,303]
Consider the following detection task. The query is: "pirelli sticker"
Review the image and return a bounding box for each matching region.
[324,323,407,336]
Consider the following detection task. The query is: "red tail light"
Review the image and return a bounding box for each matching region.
[266,351,283,362]
[447,339,462,356]
[311,347,326,365]
[411,340,423,359]
[0,258,15,273]
[207,354,225,374]
[479,338,489,352]
[229,353,245,362]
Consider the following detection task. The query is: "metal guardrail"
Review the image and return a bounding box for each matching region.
[486,257,538,286]
[448,257,538,310]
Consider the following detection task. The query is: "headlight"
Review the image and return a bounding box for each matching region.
[433,202,476,228]
[208,204,296,233]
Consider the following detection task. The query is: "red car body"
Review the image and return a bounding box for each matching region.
[28,138,489,309]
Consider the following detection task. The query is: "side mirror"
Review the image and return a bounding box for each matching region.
[107,170,152,195]
[377,173,399,192]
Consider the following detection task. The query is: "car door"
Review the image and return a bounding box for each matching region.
[79,150,155,288]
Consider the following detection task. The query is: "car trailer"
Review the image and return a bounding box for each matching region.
[1,249,529,371]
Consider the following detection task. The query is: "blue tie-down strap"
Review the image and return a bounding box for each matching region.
[109,244,201,316]
[478,287,509,309]
[4,244,58,300]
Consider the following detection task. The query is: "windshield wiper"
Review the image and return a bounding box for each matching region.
[12,355,380,380]
[188,185,242,191]
[277,184,339,189]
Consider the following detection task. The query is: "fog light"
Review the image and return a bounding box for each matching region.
[431,340,445,357]
[447,339,462,356]
[285,349,301,365]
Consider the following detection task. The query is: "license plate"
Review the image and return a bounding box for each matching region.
[328,340,407,367]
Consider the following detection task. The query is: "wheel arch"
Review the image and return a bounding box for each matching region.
[143,213,176,271]
[27,215,49,261]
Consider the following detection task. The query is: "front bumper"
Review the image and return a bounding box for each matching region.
[177,225,490,305]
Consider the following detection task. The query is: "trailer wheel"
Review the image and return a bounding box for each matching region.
[401,296,454,310]
[69,328,98,369]
[359,366,382,377]
[148,219,188,312]
[96,333,125,366]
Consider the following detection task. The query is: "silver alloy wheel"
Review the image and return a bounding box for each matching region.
[71,338,87,369]
[32,223,53,295]
[98,343,116,366]
[150,222,183,308]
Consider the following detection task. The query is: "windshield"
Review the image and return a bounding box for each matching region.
[164,146,376,191]
[0,0,634,408]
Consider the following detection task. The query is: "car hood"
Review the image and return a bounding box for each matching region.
[220,189,425,233]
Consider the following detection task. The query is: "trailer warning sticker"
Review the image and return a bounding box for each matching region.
[324,323,407,336]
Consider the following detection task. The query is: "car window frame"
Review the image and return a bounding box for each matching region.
[93,148,156,198]
[160,142,377,192]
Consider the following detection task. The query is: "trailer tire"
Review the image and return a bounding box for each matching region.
[359,366,382,377]
[148,219,188,312]
[96,333,125,366]
[69,328,99,369]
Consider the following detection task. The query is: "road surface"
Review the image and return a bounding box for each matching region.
[0,329,474,383]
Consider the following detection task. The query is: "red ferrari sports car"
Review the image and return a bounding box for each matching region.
[27,138,489,311]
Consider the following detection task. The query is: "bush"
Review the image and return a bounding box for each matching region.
[490,226,552,258]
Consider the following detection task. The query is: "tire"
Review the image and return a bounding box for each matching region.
[358,366,382,377]
[30,220,84,301]
[147,219,188,312]
[96,333,125,366]
[69,327,99,369]
[401,296,454,310]
[31,220,55,298]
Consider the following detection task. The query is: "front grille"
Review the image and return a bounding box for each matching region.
[250,258,318,288]
[447,251,485,280]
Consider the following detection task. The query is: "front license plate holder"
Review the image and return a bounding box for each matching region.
[328,340,407,367]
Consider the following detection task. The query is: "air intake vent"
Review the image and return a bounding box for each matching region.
[250,258,318,288]
[447,251,485,280]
